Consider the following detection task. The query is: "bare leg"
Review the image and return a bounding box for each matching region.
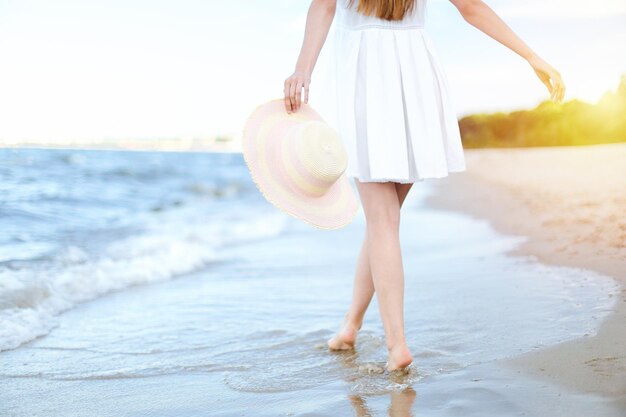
[327,183,414,350]
[356,180,413,371]
[327,228,373,350]
[328,181,414,371]
[346,183,414,327]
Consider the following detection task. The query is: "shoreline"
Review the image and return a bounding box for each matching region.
[424,143,626,406]
[0,145,242,153]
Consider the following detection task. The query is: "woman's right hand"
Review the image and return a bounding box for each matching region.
[284,70,311,114]
[527,53,566,103]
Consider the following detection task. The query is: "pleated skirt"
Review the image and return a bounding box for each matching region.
[314,23,467,184]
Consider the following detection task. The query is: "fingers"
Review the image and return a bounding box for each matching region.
[295,85,302,111]
[283,80,297,114]
[284,75,296,113]
[556,74,566,103]
[304,78,310,104]
[283,72,311,113]
[293,75,307,111]
[293,75,302,111]
[297,76,312,109]
[289,79,297,112]
[539,71,561,103]
[284,81,293,113]
[284,95,292,113]
[551,71,565,103]
[553,84,563,103]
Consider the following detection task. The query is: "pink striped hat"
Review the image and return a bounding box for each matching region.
[242,99,359,230]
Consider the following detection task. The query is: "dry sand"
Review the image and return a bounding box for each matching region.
[425,142,626,408]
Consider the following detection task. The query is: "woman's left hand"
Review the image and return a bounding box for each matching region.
[284,70,311,113]
[527,54,565,104]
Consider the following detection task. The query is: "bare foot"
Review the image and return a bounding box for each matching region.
[327,317,361,351]
[386,344,413,372]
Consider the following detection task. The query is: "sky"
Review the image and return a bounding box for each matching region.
[0,0,624,144]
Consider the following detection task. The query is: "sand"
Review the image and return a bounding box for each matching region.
[424,142,626,407]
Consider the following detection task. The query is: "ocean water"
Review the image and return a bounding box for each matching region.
[0,148,622,416]
[0,148,289,352]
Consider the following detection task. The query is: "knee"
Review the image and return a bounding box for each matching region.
[365,205,401,230]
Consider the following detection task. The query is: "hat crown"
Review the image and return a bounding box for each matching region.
[294,120,348,186]
[242,99,359,229]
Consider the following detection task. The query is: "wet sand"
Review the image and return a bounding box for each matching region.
[425,142,626,410]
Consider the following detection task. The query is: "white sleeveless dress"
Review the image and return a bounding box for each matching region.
[315,0,466,183]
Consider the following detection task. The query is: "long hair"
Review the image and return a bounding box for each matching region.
[347,0,417,21]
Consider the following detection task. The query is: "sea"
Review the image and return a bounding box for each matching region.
[0,147,288,352]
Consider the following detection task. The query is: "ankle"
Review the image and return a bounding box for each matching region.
[343,313,363,331]
[386,340,408,352]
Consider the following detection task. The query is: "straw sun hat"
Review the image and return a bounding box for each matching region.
[242,98,360,230]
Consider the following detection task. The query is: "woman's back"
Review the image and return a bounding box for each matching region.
[335,0,427,30]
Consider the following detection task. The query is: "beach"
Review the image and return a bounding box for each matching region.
[425,142,626,408]
[0,146,624,416]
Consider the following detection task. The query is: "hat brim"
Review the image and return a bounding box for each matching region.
[242,99,359,230]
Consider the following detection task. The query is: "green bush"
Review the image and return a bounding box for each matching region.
[459,74,626,148]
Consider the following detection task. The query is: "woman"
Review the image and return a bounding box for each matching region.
[283,0,565,373]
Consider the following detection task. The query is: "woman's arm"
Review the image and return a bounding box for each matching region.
[450,0,565,103]
[284,0,336,113]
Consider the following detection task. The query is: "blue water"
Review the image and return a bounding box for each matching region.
[0,148,289,351]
